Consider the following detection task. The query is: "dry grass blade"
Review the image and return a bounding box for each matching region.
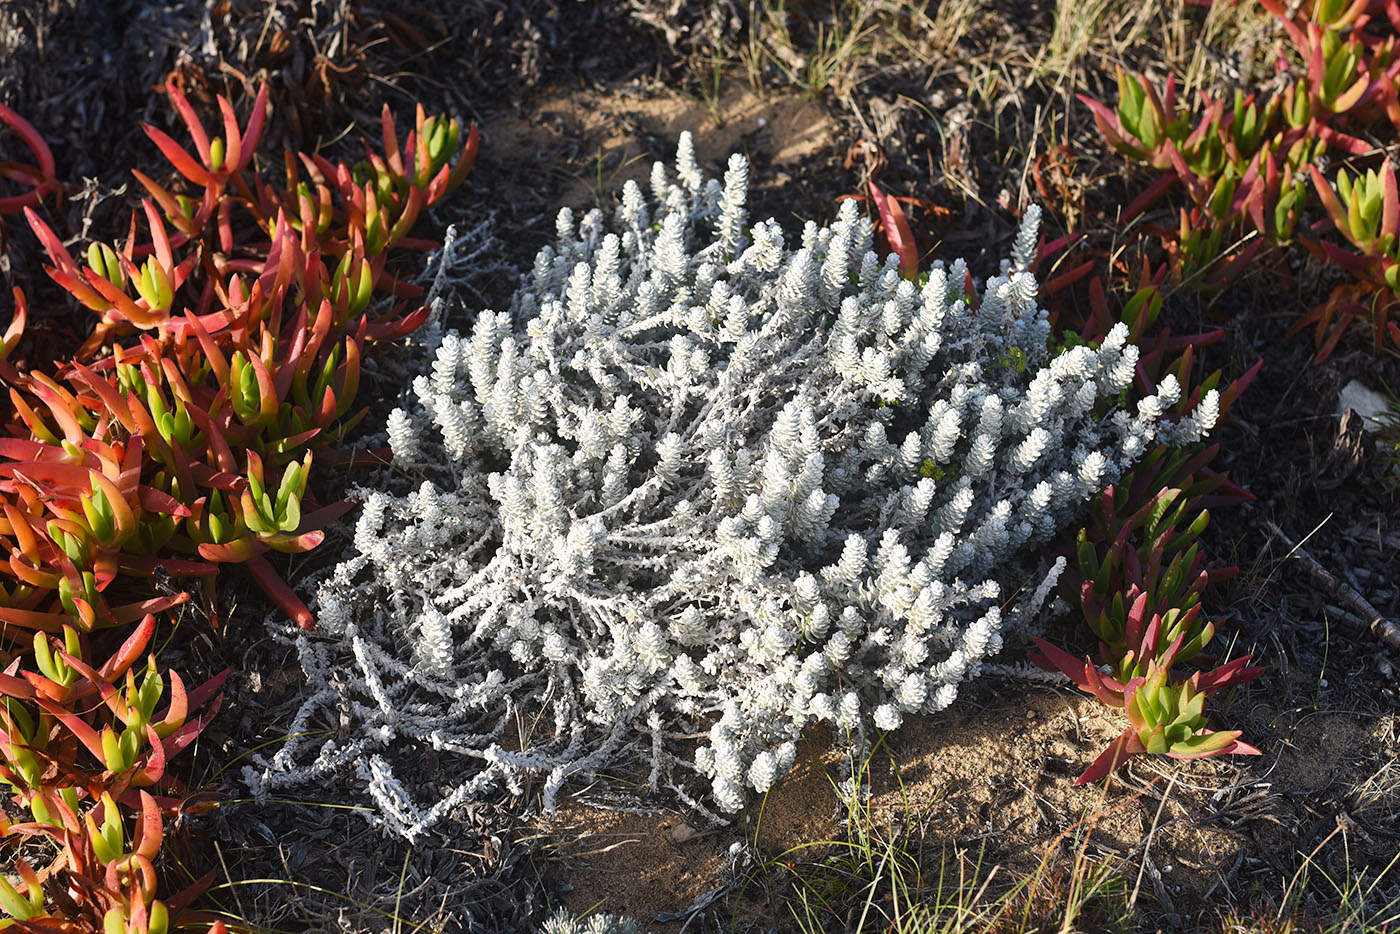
[1034,0,1157,84]
[749,0,879,102]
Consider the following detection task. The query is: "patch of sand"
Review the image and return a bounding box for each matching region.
[486,80,835,211]
[543,683,1257,930]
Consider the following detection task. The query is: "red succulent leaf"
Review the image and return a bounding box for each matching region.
[141,199,175,278]
[131,169,203,238]
[88,273,166,329]
[116,555,217,578]
[1314,121,1372,155]
[1076,93,1131,151]
[163,82,212,165]
[135,485,191,518]
[127,723,167,786]
[182,310,232,383]
[1122,589,1151,656]
[23,206,80,275]
[1029,637,1108,694]
[0,669,37,700]
[181,668,230,717]
[386,185,425,247]
[1083,661,1128,707]
[1076,729,1148,785]
[105,848,158,900]
[215,94,245,177]
[0,606,70,635]
[127,790,163,861]
[245,554,314,629]
[376,270,425,298]
[157,689,222,767]
[1194,655,1264,693]
[381,103,404,180]
[868,180,919,279]
[163,867,219,915]
[1162,142,1207,204]
[236,85,269,174]
[0,103,56,213]
[262,528,326,554]
[1041,259,1097,297]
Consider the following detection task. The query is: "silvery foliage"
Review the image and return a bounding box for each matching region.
[542,910,638,934]
[245,134,1218,837]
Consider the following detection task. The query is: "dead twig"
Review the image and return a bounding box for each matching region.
[1263,519,1400,656]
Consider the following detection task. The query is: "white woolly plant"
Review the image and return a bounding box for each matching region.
[246,133,1218,837]
[542,910,638,934]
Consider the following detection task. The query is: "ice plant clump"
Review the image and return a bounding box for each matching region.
[249,134,1218,835]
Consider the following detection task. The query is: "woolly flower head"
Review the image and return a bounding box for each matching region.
[258,133,1215,836]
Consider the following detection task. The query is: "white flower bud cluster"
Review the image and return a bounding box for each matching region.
[249,134,1218,833]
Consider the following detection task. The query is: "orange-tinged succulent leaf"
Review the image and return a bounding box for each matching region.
[0,605,70,634]
[149,669,188,741]
[104,848,158,901]
[263,528,325,553]
[381,103,404,179]
[143,124,212,187]
[215,95,241,175]
[2,286,27,360]
[87,469,137,546]
[132,169,200,237]
[0,856,44,921]
[130,723,166,786]
[140,199,176,279]
[34,697,107,765]
[388,184,426,247]
[1027,637,1121,700]
[2,502,44,556]
[88,274,166,329]
[196,538,262,562]
[445,122,479,195]
[96,615,157,682]
[0,668,37,700]
[132,790,163,860]
[135,485,190,518]
[179,668,230,718]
